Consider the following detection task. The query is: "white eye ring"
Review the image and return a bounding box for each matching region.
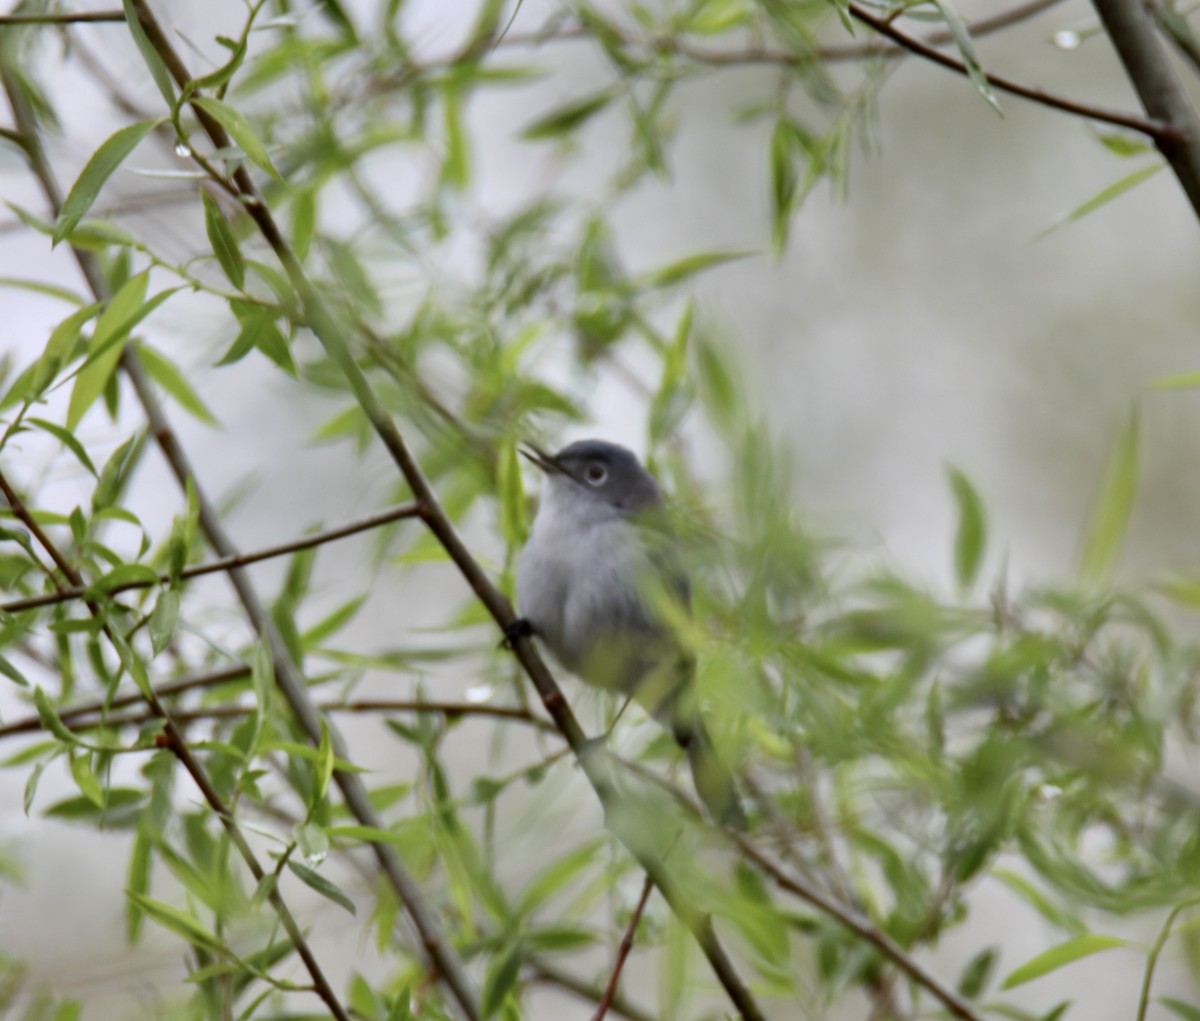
[585,463,607,485]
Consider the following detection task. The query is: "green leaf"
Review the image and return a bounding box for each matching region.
[149,588,180,656]
[27,418,98,477]
[291,188,316,262]
[126,891,227,952]
[0,654,29,687]
[521,90,614,140]
[21,304,99,402]
[122,0,177,108]
[295,822,329,863]
[67,273,171,429]
[286,860,356,915]
[481,939,522,1019]
[0,276,87,306]
[24,762,44,815]
[136,343,218,425]
[201,191,245,289]
[54,119,161,245]
[441,87,468,190]
[34,688,81,746]
[314,720,335,802]
[1149,370,1200,390]
[1078,408,1140,585]
[515,840,602,918]
[91,562,161,594]
[1042,164,1164,237]
[640,250,752,290]
[69,750,104,808]
[192,96,281,181]
[933,0,1001,115]
[1160,998,1200,1021]
[126,830,152,943]
[946,465,986,591]
[497,436,527,549]
[1001,934,1126,989]
[957,946,997,998]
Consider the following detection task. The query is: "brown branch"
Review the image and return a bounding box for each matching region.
[4,697,557,739]
[847,1,1179,141]
[613,757,986,1021]
[1089,0,1200,217]
[672,0,1067,64]
[1,501,423,614]
[0,10,124,25]
[0,465,353,1021]
[0,664,250,739]
[591,875,655,1021]
[3,45,483,1021]
[125,2,766,1017]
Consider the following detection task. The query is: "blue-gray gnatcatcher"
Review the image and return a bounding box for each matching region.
[515,439,745,828]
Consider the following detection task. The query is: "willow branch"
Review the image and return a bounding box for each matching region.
[122,3,766,1017]
[1,501,422,614]
[4,697,556,739]
[3,48,482,1021]
[0,466,352,1021]
[848,1,1178,141]
[0,11,124,25]
[1089,0,1200,217]
[592,875,655,1021]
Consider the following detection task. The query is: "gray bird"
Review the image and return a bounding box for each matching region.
[515,439,745,828]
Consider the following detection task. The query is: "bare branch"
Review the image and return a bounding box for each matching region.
[0,10,124,25]
[1,501,423,614]
[1090,0,1200,216]
[847,1,1178,141]
[591,875,655,1021]
[3,697,556,739]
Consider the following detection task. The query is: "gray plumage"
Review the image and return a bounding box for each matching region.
[516,439,744,827]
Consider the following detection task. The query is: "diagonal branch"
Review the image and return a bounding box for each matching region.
[847,0,1178,141]
[0,10,124,25]
[0,466,353,1021]
[2,58,483,1021]
[592,874,655,1021]
[124,3,767,1018]
[1,500,422,613]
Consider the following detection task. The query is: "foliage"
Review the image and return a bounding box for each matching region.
[0,1,1198,1020]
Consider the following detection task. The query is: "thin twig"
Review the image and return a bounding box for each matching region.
[0,664,250,739]
[0,465,353,1021]
[5,698,556,738]
[0,501,423,614]
[1136,896,1200,1021]
[0,11,124,25]
[847,1,1178,141]
[591,875,655,1021]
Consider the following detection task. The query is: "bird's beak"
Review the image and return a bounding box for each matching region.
[519,443,564,476]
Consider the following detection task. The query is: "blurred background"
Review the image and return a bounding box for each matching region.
[2,0,1199,1017]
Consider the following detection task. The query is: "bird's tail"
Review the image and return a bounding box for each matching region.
[681,719,747,830]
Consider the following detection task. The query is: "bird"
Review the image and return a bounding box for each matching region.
[514,438,745,828]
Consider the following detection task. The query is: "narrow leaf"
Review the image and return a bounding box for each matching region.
[201,191,245,289]
[136,343,218,425]
[1001,934,1126,989]
[521,91,614,140]
[34,688,81,746]
[640,250,752,290]
[122,0,177,107]
[192,97,282,181]
[1078,408,1140,585]
[126,891,227,952]
[933,0,1001,114]
[286,860,356,915]
[54,120,161,244]
[1041,164,1164,237]
[946,465,986,591]
[149,588,180,656]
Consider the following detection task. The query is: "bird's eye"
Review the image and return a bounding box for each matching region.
[585,463,607,485]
